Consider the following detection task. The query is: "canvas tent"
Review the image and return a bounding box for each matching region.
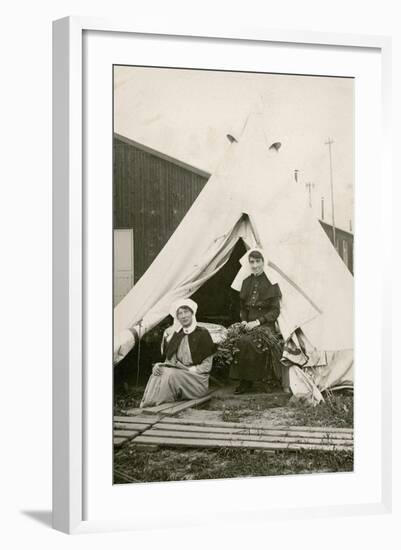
[113,112,353,398]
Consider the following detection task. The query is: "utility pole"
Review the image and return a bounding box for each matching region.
[305,182,315,208]
[325,138,336,247]
[321,197,325,220]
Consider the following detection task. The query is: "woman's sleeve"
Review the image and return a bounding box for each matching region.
[240,282,248,321]
[240,298,248,322]
[257,296,281,325]
[190,354,213,374]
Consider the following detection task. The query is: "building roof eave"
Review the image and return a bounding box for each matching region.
[114,133,212,179]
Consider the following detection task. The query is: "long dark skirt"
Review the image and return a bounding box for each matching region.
[229,326,287,384]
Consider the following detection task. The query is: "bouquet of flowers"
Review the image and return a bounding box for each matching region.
[214,322,283,370]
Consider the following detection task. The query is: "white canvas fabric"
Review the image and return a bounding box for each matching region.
[113,111,353,395]
[231,246,270,290]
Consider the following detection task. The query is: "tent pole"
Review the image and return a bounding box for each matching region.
[136,320,142,388]
[325,137,336,247]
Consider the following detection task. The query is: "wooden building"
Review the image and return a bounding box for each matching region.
[113,134,353,305]
[113,134,209,304]
[319,220,354,274]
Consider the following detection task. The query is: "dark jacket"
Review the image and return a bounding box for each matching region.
[240,272,282,326]
[165,325,216,365]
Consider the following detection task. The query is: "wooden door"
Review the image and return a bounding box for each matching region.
[114,229,134,305]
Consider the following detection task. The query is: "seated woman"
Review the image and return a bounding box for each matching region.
[229,248,290,394]
[140,298,216,408]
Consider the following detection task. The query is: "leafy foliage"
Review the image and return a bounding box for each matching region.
[213,322,282,370]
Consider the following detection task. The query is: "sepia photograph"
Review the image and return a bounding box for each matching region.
[112,65,354,484]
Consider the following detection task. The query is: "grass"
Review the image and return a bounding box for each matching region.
[221,406,255,423]
[209,392,292,423]
[206,389,353,429]
[113,385,145,416]
[113,392,354,483]
[288,392,353,428]
[114,445,353,484]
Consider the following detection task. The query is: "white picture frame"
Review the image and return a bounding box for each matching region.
[52,16,392,534]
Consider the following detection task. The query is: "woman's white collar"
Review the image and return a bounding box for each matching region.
[181,319,197,335]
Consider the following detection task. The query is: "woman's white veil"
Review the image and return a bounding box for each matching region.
[231,247,270,291]
[169,298,198,334]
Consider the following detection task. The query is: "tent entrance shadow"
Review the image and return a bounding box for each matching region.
[114,238,247,390]
[191,237,247,327]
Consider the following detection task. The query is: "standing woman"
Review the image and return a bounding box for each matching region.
[230,249,290,394]
[140,299,215,408]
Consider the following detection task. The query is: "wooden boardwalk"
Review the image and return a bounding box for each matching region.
[114,401,353,453]
[113,394,214,447]
[113,415,159,448]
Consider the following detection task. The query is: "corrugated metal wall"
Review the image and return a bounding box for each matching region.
[113,137,208,282]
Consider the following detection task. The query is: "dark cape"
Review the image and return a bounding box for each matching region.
[230,272,286,383]
[165,325,216,365]
[239,272,282,325]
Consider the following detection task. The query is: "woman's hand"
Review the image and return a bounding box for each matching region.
[152,363,163,376]
[245,320,260,331]
[175,360,189,370]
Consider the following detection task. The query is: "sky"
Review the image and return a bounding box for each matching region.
[114,66,354,232]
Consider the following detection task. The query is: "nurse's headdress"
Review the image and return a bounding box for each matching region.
[169,298,198,334]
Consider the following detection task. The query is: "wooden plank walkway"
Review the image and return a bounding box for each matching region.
[157,417,354,437]
[133,435,351,452]
[114,413,353,452]
[127,392,215,416]
[146,427,352,445]
[114,392,353,452]
[113,415,158,448]
[113,394,214,448]
[133,418,353,452]
[155,395,213,416]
